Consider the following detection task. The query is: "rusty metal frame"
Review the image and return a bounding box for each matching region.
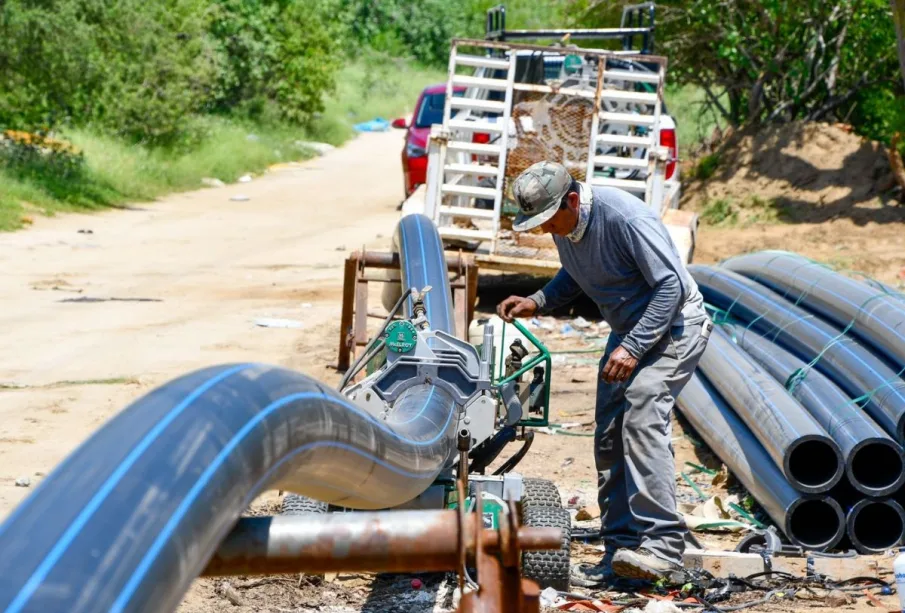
[338,249,478,372]
[203,503,551,613]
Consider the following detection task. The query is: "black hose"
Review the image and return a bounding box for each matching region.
[338,288,411,390]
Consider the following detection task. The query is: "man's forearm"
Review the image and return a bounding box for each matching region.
[621,276,682,358]
[528,268,584,312]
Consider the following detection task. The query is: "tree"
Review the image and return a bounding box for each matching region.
[892,0,905,89]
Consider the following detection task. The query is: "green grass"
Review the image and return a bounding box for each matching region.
[665,84,728,154]
[700,199,738,226]
[693,152,721,181]
[0,54,443,231]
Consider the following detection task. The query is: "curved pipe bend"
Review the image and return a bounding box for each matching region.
[0,214,461,613]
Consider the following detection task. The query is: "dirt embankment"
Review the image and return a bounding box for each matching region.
[681,122,905,284]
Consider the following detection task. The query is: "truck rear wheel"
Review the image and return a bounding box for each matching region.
[522,505,571,592]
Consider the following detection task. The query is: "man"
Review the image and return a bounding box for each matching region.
[497,161,712,583]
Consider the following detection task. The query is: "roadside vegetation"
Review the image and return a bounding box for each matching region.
[1,0,902,230]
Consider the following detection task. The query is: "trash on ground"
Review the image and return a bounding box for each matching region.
[575,506,600,521]
[201,177,225,188]
[230,194,250,202]
[14,477,30,488]
[60,296,162,303]
[295,141,335,156]
[77,229,93,234]
[572,316,592,329]
[238,174,252,183]
[561,323,577,336]
[353,118,390,132]
[254,318,304,329]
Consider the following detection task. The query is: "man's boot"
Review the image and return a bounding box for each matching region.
[612,547,686,583]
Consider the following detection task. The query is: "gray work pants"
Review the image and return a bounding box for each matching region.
[595,321,709,565]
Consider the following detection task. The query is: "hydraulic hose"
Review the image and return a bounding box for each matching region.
[676,374,845,551]
[691,265,905,442]
[0,214,461,613]
[722,323,905,497]
[723,251,905,369]
[699,326,843,493]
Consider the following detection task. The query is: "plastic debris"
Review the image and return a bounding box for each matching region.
[201,177,225,188]
[15,477,30,488]
[238,174,252,183]
[643,601,683,613]
[411,578,423,590]
[540,587,561,607]
[572,316,592,329]
[353,118,390,132]
[230,194,250,202]
[561,323,577,336]
[254,318,304,329]
[295,141,335,156]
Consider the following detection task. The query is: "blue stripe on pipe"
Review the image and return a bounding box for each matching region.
[740,337,858,444]
[110,390,450,610]
[706,269,905,404]
[708,336,801,437]
[2,364,253,613]
[6,373,455,612]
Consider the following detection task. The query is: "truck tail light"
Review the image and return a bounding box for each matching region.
[660,128,677,180]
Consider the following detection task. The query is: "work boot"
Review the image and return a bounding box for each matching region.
[612,547,686,583]
[570,562,615,588]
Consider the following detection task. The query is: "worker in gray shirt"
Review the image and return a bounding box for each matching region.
[497,161,712,583]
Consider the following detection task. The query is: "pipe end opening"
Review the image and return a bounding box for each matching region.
[787,498,844,551]
[786,438,843,493]
[850,441,905,495]
[849,500,905,554]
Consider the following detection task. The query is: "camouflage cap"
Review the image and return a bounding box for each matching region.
[511,161,572,232]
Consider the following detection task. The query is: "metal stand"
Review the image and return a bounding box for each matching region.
[338,250,478,372]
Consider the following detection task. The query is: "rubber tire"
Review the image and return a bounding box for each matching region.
[522,478,562,508]
[522,505,571,592]
[281,493,328,516]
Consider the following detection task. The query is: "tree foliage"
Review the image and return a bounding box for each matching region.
[0,0,343,144]
[657,0,902,133]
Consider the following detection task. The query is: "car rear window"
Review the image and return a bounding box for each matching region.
[414,91,463,128]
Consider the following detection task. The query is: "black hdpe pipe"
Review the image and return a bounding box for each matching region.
[676,374,845,550]
[699,326,843,493]
[830,480,905,554]
[722,322,905,497]
[691,265,905,442]
[723,251,905,370]
[0,214,459,613]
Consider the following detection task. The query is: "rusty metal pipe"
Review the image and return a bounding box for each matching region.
[202,511,562,577]
[354,250,469,271]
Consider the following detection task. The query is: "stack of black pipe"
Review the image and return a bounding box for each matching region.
[677,251,905,553]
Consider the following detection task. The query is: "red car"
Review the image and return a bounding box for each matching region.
[392,84,465,198]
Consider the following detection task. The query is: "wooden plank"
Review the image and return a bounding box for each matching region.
[513,233,556,250]
[337,257,358,371]
[682,549,764,578]
[465,262,479,332]
[454,286,468,341]
[354,276,369,348]
[474,254,561,277]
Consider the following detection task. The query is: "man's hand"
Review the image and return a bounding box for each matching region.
[497,296,538,323]
[601,346,639,384]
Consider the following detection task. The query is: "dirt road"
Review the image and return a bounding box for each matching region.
[0,130,404,517]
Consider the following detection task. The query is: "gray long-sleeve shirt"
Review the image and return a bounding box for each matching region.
[529,185,706,358]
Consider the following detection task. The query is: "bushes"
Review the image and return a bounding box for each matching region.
[0,0,342,144]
